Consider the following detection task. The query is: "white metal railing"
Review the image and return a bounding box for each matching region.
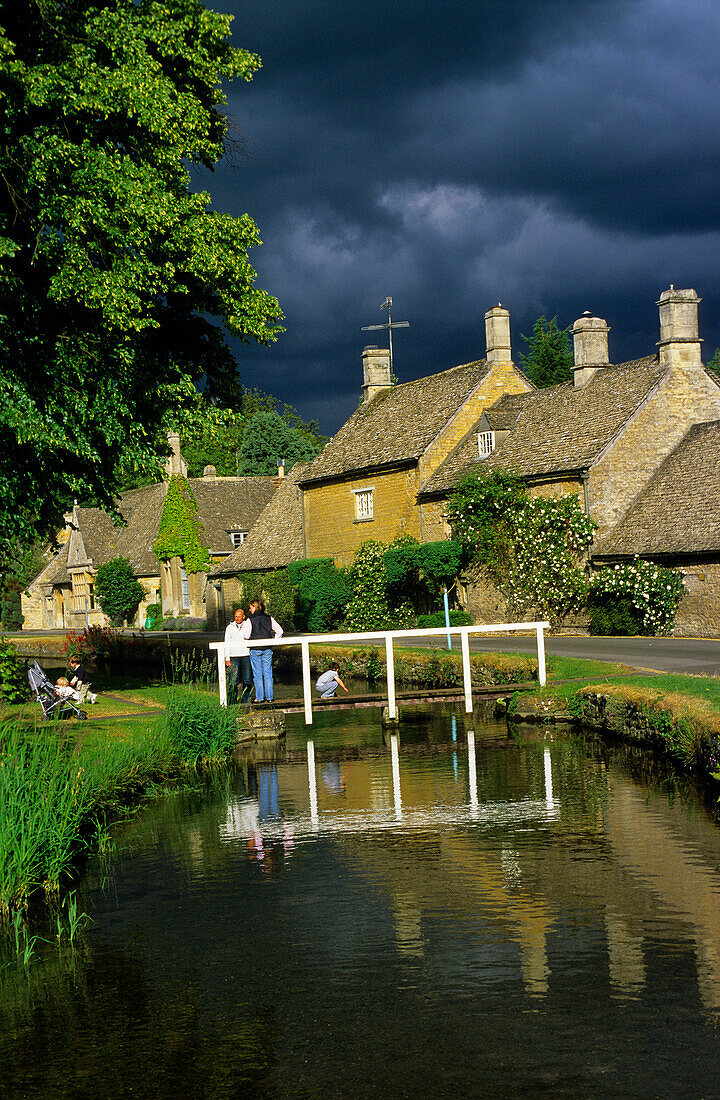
[210,620,549,725]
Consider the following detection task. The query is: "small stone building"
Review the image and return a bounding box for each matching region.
[21,437,279,630]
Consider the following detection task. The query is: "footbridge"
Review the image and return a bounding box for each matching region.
[210,621,549,726]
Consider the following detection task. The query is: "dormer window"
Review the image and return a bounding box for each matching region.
[230,530,248,548]
[478,430,495,458]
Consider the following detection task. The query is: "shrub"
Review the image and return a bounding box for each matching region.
[144,602,162,628]
[62,625,151,665]
[417,610,473,628]
[344,541,391,630]
[160,617,206,631]
[0,640,27,703]
[288,558,351,632]
[589,560,684,636]
[94,557,146,626]
[261,569,296,628]
[164,690,237,764]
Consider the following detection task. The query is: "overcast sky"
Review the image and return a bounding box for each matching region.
[199,0,720,433]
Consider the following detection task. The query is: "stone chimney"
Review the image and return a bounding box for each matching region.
[277,461,285,479]
[165,431,188,478]
[657,286,703,369]
[362,345,392,403]
[203,465,217,479]
[571,312,610,388]
[484,305,512,365]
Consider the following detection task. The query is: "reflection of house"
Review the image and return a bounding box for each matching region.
[205,463,309,630]
[22,435,279,629]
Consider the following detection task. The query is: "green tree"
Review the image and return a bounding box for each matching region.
[94,558,146,626]
[520,316,574,386]
[235,411,323,476]
[0,0,283,564]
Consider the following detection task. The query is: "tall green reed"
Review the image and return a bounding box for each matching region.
[163,690,237,765]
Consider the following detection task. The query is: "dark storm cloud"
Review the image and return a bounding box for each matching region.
[203,0,720,430]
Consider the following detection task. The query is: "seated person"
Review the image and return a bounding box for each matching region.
[55,676,82,702]
[315,662,348,699]
[68,655,98,703]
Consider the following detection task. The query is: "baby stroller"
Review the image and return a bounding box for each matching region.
[28,660,87,721]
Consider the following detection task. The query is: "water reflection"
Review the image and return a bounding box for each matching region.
[2,711,720,1097]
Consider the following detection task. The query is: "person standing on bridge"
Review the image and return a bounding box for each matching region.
[242,598,283,703]
[225,607,253,705]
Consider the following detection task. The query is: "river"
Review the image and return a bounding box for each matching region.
[2,702,720,1098]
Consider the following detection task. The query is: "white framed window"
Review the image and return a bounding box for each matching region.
[477,430,495,457]
[230,530,248,548]
[353,487,374,521]
[180,567,190,609]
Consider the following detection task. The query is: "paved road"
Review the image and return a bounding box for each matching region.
[432,634,720,677]
[12,629,720,677]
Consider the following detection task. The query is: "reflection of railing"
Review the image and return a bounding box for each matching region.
[210,621,549,725]
[305,735,558,830]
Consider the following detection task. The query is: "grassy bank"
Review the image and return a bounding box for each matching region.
[0,689,237,919]
[510,669,720,787]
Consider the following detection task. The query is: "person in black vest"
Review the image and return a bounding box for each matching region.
[241,598,283,702]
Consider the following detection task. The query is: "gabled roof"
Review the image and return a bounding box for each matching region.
[189,477,277,552]
[419,356,666,497]
[299,360,494,485]
[210,464,309,575]
[594,420,720,557]
[31,475,278,586]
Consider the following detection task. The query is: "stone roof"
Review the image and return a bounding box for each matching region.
[189,477,277,552]
[594,420,720,557]
[31,476,277,586]
[419,356,666,497]
[210,464,309,575]
[299,360,494,485]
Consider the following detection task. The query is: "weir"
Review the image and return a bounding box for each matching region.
[210,620,549,725]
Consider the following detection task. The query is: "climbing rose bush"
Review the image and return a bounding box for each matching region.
[506,495,594,626]
[589,560,684,636]
[344,541,392,631]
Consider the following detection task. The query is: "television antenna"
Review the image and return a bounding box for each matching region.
[361,296,409,377]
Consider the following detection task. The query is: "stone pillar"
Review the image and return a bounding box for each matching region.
[572,312,610,388]
[484,305,512,365]
[362,345,392,403]
[657,286,703,369]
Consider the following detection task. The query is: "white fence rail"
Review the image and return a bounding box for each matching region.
[210,620,549,725]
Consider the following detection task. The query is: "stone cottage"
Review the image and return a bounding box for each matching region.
[21,435,280,629]
[297,307,533,564]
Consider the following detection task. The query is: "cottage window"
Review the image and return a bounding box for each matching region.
[230,530,248,548]
[180,567,190,610]
[477,430,495,458]
[353,488,374,521]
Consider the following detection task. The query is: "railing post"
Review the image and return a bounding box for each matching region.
[536,623,547,686]
[461,629,472,712]
[385,633,396,719]
[210,642,227,707]
[301,639,313,725]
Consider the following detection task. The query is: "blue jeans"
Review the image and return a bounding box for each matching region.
[250,647,274,702]
[228,656,253,704]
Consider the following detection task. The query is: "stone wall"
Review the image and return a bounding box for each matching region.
[591,364,720,540]
[673,559,720,637]
[418,360,531,482]
[303,467,421,565]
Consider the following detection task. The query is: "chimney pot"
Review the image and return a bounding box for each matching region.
[203,465,217,479]
[484,305,512,366]
[571,314,610,387]
[362,345,392,403]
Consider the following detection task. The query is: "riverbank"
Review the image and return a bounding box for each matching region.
[0,689,237,919]
[508,672,720,792]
